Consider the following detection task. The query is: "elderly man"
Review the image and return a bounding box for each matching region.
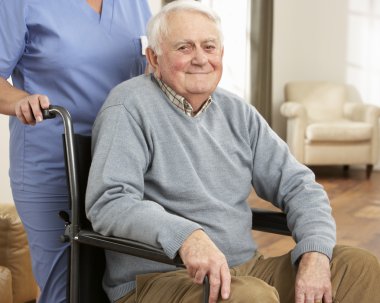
[86,1,380,303]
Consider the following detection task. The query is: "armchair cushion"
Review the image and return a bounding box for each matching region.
[306,120,373,142]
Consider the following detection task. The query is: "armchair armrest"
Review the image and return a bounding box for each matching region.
[343,102,380,124]
[280,102,307,162]
[344,102,380,164]
[0,266,12,303]
[0,204,38,303]
[280,101,307,119]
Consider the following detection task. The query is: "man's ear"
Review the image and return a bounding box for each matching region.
[146,48,159,74]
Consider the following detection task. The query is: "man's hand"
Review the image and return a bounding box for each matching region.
[179,229,231,303]
[295,252,332,303]
[15,94,50,125]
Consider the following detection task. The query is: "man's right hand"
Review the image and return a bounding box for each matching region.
[15,94,50,125]
[179,229,231,303]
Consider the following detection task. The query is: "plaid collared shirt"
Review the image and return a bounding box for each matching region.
[153,75,212,117]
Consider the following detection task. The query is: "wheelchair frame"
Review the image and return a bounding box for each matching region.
[43,105,290,303]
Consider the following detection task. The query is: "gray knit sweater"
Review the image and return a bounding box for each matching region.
[86,74,336,302]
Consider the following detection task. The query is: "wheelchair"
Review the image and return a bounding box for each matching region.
[43,105,291,303]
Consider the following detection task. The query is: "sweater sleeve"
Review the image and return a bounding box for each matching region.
[85,103,202,259]
[249,108,336,264]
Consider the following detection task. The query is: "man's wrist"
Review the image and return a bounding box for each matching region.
[300,251,330,264]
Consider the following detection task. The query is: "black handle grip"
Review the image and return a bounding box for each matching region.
[42,106,56,119]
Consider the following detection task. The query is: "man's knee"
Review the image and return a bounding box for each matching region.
[228,276,279,303]
[331,245,380,301]
[332,245,379,276]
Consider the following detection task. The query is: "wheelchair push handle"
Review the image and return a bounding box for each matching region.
[41,105,73,130]
[42,106,57,119]
[42,105,72,120]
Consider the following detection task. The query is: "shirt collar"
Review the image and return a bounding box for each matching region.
[153,74,212,117]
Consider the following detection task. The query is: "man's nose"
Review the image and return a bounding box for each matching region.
[191,48,208,65]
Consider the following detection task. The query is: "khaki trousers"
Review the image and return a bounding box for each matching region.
[116,245,380,303]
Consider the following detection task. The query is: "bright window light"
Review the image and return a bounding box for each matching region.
[347,0,380,106]
[200,0,250,100]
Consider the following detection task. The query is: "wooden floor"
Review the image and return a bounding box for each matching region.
[248,166,380,260]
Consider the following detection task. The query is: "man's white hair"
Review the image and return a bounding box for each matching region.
[146,0,223,55]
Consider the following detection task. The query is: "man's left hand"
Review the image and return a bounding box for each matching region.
[295,252,332,303]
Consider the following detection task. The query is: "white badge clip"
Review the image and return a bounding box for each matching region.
[140,36,148,56]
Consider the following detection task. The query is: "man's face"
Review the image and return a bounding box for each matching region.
[153,11,224,103]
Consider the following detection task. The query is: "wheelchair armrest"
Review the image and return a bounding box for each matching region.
[73,211,288,303]
[77,208,291,269]
[77,229,184,267]
[251,208,291,236]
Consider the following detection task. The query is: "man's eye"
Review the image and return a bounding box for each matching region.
[178,45,191,51]
[205,44,216,51]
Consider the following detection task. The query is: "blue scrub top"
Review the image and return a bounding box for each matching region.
[0,0,151,194]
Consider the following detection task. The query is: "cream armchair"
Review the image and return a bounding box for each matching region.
[280,81,380,178]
